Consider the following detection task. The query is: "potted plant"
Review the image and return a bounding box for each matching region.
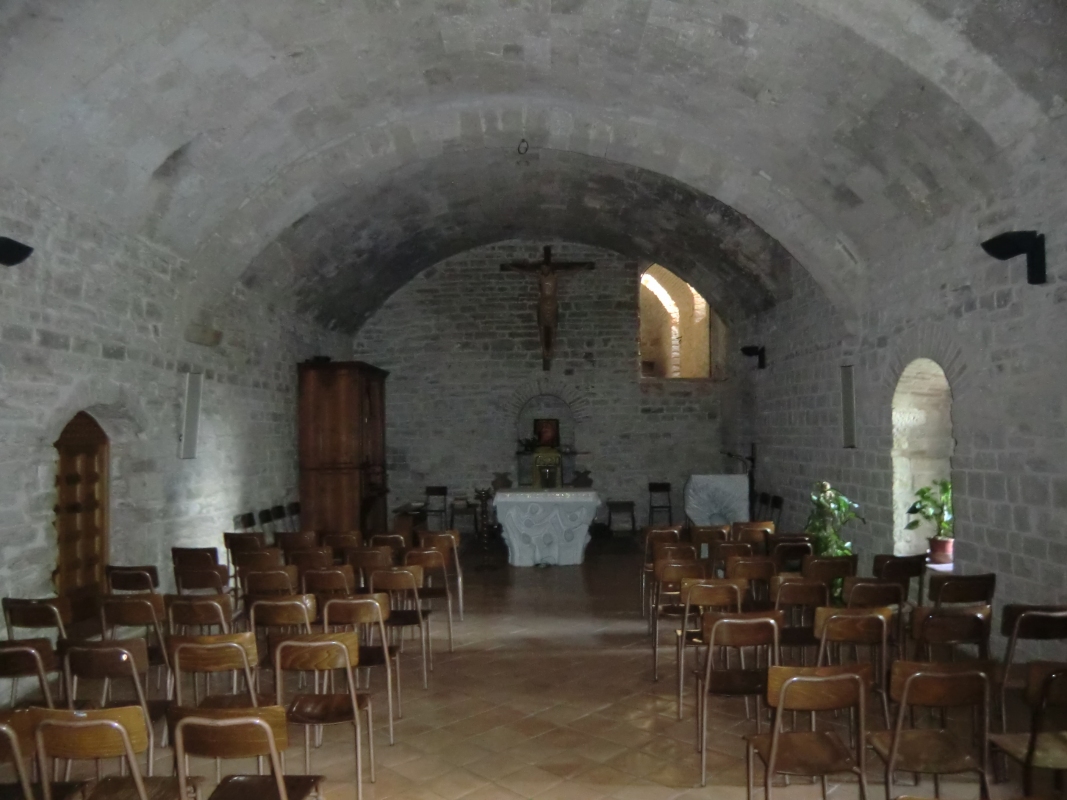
[804,481,865,557]
[905,480,953,564]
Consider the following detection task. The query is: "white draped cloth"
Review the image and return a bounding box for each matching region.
[493,490,601,566]
[684,475,750,526]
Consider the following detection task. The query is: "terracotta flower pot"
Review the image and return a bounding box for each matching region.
[928,537,954,564]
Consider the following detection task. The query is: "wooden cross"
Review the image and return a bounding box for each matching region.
[501,246,595,371]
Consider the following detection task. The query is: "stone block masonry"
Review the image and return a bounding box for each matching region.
[352,241,729,528]
[0,182,348,599]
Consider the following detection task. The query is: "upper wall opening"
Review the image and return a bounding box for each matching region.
[639,264,726,380]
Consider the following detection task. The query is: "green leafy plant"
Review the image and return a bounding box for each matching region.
[803,481,864,557]
[905,480,953,539]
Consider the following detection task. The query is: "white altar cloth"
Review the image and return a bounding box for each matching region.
[684,475,750,526]
[493,490,601,566]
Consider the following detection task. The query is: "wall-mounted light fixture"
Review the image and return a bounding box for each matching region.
[981,231,1046,285]
[740,345,766,369]
[0,237,33,266]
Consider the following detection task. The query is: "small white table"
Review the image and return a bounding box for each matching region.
[493,490,602,566]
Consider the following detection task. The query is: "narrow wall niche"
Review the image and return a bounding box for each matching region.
[891,358,953,555]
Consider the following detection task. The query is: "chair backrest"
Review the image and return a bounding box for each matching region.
[250,595,316,632]
[65,638,151,681]
[243,567,300,596]
[172,706,289,800]
[322,594,391,628]
[224,532,267,554]
[286,501,301,522]
[168,634,259,706]
[928,573,996,606]
[3,597,71,638]
[174,566,228,595]
[770,541,813,571]
[0,712,34,800]
[370,534,407,552]
[814,606,892,645]
[733,522,774,553]
[286,548,333,570]
[801,555,857,584]
[1024,662,1067,708]
[418,531,455,553]
[171,547,219,568]
[689,525,730,546]
[322,533,362,552]
[100,593,166,632]
[270,505,289,529]
[233,548,286,571]
[725,556,777,582]
[274,531,318,552]
[874,553,927,603]
[106,565,161,593]
[235,512,257,531]
[0,639,56,706]
[166,594,234,633]
[912,605,992,650]
[302,566,356,596]
[272,632,360,675]
[404,548,447,572]
[703,610,784,650]
[346,548,395,581]
[843,577,904,608]
[35,704,148,765]
[773,579,829,610]
[653,543,697,564]
[370,566,424,593]
[766,663,871,711]
[1001,606,1067,670]
[655,561,706,585]
[713,542,753,564]
[643,529,681,561]
[889,660,990,708]
[425,486,448,510]
[681,579,745,613]
[648,481,671,496]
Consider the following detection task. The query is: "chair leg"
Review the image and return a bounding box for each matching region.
[420,623,429,689]
[745,740,753,798]
[701,690,708,786]
[677,636,685,720]
[354,712,363,800]
[652,610,660,681]
[394,649,403,718]
[365,701,375,783]
[446,594,454,653]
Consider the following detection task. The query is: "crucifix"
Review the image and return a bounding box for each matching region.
[501,245,595,370]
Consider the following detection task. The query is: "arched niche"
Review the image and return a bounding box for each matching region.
[515,394,577,450]
[891,358,954,555]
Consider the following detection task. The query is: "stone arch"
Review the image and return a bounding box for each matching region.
[878,324,971,404]
[499,378,593,427]
[41,378,147,448]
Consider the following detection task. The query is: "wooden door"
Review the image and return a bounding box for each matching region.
[53,412,109,618]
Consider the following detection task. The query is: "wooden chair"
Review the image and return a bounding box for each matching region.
[674,579,745,719]
[270,505,290,532]
[223,533,267,570]
[0,710,36,800]
[233,548,286,572]
[801,554,857,585]
[323,595,399,744]
[172,705,322,800]
[814,607,892,728]
[322,533,363,560]
[773,579,829,665]
[35,705,186,800]
[171,547,219,569]
[0,639,58,708]
[648,482,673,525]
[641,529,682,616]
[745,664,872,800]
[369,534,407,558]
[249,595,316,662]
[424,486,449,530]
[273,633,373,797]
[63,639,168,773]
[404,549,454,653]
[174,566,230,596]
[286,502,302,531]
[726,557,777,610]
[370,567,431,689]
[105,566,160,594]
[697,611,783,785]
[912,604,992,661]
[733,522,774,555]
[234,512,257,532]
[346,548,395,592]
[928,573,996,607]
[711,542,754,578]
[996,605,1067,732]
[874,553,928,605]
[166,594,234,635]
[990,662,1067,795]
[652,562,706,680]
[257,509,276,535]
[302,566,357,599]
[689,525,730,561]
[98,594,169,682]
[274,531,318,553]
[770,541,812,574]
[3,597,70,640]
[168,632,268,708]
[286,548,334,572]
[843,578,906,658]
[243,567,300,599]
[419,531,465,620]
[868,660,992,800]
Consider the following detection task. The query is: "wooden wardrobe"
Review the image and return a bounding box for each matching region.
[298,360,388,535]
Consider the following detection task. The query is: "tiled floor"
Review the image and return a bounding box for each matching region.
[52,543,1021,800]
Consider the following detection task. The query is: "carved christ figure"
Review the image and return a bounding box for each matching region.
[501,245,595,370]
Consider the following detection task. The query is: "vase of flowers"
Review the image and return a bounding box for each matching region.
[906,480,953,564]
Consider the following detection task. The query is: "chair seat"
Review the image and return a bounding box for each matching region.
[869,729,982,774]
[198,693,276,710]
[748,731,857,775]
[699,669,767,697]
[991,731,1067,770]
[358,644,400,666]
[208,774,323,800]
[386,610,429,626]
[286,692,370,725]
[780,627,820,648]
[85,776,200,800]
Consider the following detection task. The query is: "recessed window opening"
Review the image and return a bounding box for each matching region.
[891,358,954,555]
[639,264,724,379]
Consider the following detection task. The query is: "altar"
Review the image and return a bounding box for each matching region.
[493,490,601,566]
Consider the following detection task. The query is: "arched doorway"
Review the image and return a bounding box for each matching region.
[53,412,109,618]
[892,359,953,555]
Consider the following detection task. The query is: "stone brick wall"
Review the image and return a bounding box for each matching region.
[0,182,348,598]
[352,241,728,527]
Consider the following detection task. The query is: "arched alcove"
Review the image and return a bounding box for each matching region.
[516,394,577,451]
[639,264,726,379]
[892,359,954,555]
